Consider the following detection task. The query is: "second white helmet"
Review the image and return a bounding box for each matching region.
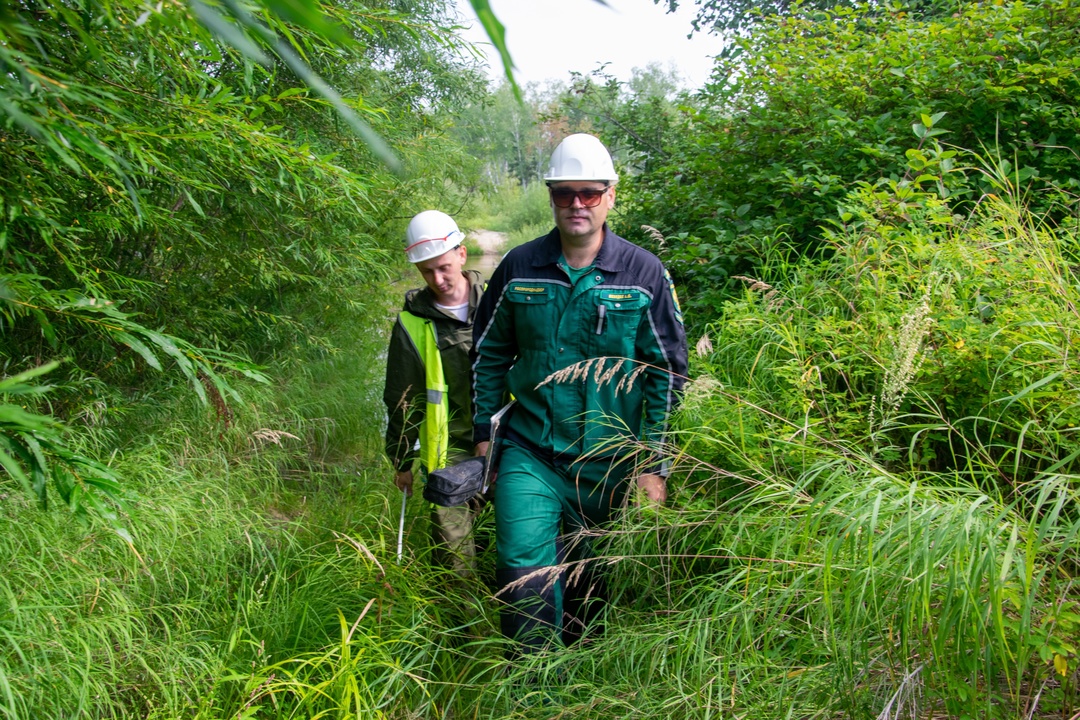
[544,133,618,185]
[405,210,464,264]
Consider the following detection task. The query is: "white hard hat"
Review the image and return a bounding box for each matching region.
[405,210,464,264]
[544,133,618,185]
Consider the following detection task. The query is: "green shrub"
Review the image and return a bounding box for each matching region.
[461,180,551,235]
[505,220,553,250]
[556,180,1080,718]
[613,0,1080,319]
[0,0,481,514]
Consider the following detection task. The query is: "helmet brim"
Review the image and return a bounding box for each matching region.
[544,175,619,184]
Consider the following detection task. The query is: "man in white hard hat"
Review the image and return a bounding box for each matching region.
[471,134,688,654]
[383,210,486,576]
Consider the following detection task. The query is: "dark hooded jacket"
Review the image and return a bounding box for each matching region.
[383,269,485,471]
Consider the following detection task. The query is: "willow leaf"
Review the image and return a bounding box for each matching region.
[115,332,163,371]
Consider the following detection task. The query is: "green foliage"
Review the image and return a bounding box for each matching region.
[5,141,1079,720]
[612,0,1080,319]
[465,0,520,101]
[461,179,550,235]
[0,0,477,352]
[0,421,424,718]
[658,0,964,35]
[0,362,126,531]
[556,63,686,171]
[581,452,1079,717]
[690,177,1080,482]
[453,81,564,188]
[0,283,490,719]
[0,0,482,510]
[6,1,1080,718]
[505,219,552,249]
[186,0,400,169]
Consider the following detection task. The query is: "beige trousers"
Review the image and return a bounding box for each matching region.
[431,503,476,578]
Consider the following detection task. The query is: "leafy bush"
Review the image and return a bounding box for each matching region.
[0,363,125,528]
[612,0,1080,320]
[461,179,551,234]
[0,0,479,362]
[689,163,1080,479]
[1,0,481,510]
[555,179,1080,718]
[506,219,554,249]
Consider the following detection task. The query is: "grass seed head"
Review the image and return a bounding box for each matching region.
[641,224,666,247]
[536,358,646,396]
[872,293,933,430]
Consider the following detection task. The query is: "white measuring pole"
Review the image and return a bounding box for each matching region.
[396,488,407,564]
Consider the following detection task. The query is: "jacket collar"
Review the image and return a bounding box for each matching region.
[404,269,485,322]
[532,224,622,272]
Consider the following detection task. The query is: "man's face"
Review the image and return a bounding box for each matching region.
[415,244,467,301]
[549,181,615,242]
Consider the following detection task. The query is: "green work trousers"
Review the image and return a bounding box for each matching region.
[494,441,633,650]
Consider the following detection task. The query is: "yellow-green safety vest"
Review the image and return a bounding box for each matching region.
[398,311,450,471]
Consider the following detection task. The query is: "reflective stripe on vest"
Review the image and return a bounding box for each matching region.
[398,311,450,471]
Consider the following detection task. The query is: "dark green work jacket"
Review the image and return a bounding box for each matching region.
[383,270,485,471]
[471,227,687,467]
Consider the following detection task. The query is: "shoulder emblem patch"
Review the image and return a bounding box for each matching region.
[664,269,684,325]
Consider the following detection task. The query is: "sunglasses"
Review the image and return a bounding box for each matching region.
[549,186,610,209]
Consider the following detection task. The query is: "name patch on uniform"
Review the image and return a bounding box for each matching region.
[510,285,546,294]
[598,289,645,306]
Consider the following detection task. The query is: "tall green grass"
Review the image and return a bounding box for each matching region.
[5,185,1078,719]
[547,190,1080,718]
[0,280,502,719]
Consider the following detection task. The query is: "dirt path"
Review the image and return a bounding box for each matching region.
[468,229,507,255]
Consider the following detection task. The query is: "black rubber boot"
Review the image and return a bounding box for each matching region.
[495,566,561,658]
[555,535,608,647]
[561,559,607,647]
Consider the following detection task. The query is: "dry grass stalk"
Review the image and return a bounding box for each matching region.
[596,360,622,387]
[695,333,714,357]
[875,663,925,720]
[564,560,587,589]
[535,358,596,388]
[536,357,648,395]
[732,275,773,292]
[251,428,301,445]
[395,386,412,413]
[766,289,787,311]
[494,556,604,597]
[591,358,608,385]
[681,375,723,412]
[495,563,565,595]
[614,365,648,395]
[870,294,932,430]
[641,224,666,247]
[334,531,386,578]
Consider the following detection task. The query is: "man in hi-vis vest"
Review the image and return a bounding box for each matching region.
[383,210,486,576]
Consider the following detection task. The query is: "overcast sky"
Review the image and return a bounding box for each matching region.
[453,0,728,91]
